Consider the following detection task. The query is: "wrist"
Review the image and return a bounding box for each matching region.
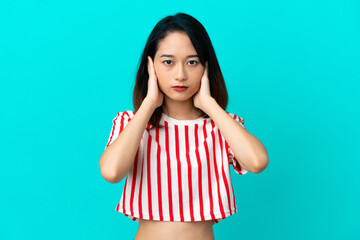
[143,97,159,111]
[202,97,217,113]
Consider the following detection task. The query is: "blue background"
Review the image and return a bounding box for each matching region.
[1,0,359,239]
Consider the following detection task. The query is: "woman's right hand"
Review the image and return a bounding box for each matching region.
[146,56,164,108]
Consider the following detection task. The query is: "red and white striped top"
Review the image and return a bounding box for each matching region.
[105,110,248,225]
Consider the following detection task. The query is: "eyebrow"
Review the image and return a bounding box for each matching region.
[159,54,199,58]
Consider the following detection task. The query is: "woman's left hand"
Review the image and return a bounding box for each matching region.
[193,61,214,110]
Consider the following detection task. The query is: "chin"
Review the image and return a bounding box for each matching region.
[166,93,193,102]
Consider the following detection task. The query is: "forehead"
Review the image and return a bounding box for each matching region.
[156,32,197,56]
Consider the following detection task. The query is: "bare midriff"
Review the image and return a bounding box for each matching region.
[134,218,215,240]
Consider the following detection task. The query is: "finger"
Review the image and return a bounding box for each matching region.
[203,61,208,77]
[147,56,152,76]
[151,57,157,77]
[148,56,156,77]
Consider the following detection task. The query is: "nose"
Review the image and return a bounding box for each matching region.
[174,63,187,80]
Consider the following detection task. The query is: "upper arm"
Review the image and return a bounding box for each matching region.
[226,112,248,175]
[105,111,132,150]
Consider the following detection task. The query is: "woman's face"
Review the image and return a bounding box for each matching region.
[153,31,205,103]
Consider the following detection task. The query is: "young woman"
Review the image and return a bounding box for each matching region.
[99,12,268,240]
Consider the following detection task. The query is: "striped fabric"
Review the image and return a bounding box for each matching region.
[105,110,248,225]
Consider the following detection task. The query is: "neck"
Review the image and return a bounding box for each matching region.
[162,97,203,120]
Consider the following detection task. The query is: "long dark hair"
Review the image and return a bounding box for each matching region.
[133,12,229,129]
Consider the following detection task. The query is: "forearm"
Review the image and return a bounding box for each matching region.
[99,98,157,183]
[203,98,268,173]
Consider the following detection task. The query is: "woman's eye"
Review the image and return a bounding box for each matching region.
[163,60,198,66]
[188,60,198,65]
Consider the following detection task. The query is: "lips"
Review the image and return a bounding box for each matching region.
[172,86,188,92]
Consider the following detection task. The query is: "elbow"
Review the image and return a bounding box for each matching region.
[99,153,125,183]
[253,155,269,174]
[99,163,125,184]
